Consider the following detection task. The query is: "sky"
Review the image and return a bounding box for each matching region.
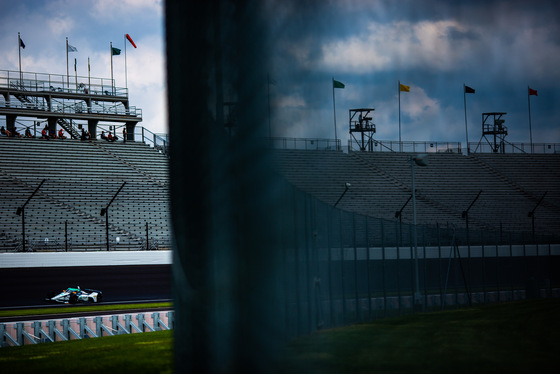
[1,0,559,149]
[0,0,166,135]
[265,0,560,149]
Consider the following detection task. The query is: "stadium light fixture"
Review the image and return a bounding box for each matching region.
[334,182,351,208]
[411,154,428,310]
[16,179,46,252]
[101,182,126,251]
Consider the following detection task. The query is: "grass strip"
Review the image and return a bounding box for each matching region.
[0,302,172,318]
[0,330,173,374]
[279,298,560,374]
[1,299,558,373]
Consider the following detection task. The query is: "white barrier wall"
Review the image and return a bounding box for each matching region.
[0,250,172,268]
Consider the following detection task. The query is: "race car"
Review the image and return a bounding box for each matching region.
[45,286,103,304]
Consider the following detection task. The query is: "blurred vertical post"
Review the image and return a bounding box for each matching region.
[166,1,283,373]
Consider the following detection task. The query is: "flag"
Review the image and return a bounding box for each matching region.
[529,87,538,96]
[333,79,345,89]
[125,34,137,48]
[19,37,25,49]
[399,83,410,92]
[465,85,475,94]
[68,44,78,52]
[111,47,121,56]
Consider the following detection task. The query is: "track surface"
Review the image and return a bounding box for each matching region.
[0,265,171,308]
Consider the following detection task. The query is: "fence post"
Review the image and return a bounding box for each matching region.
[65,220,68,252]
[146,222,149,250]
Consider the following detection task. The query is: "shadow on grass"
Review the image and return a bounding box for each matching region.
[278,299,560,374]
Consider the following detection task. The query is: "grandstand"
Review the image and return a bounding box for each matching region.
[0,137,170,251]
[272,146,560,245]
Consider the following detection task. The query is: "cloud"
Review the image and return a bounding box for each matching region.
[274,94,307,109]
[90,0,163,21]
[318,20,480,74]
[46,16,75,37]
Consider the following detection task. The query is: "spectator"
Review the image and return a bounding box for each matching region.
[25,128,33,138]
[0,126,10,136]
[80,128,87,141]
[122,127,127,143]
[41,126,49,139]
[12,129,22,138]
[49,128,57,139]
[100,131,108,141]
[107,132,117,142]
[58,129,66,139]
[87,130,92,140]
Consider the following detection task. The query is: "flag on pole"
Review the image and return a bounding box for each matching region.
[529,87,538,96]
[111,47,121,56]
[68,44,78,52]
[399,83,410,92]
[465,85,475,94]
[333,79,345,89]
[19,36,25,49]
[125,34,137,48]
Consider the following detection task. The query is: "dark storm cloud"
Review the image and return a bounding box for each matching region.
[262,0,560,144]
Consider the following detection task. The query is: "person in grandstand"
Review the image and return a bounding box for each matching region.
[25,128,33,138]
[41,126,49,139]
[58,129,66,139]
[0,126,10,136]
[100,131,108,141]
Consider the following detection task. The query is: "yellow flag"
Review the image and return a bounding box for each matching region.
[399,83,410,92]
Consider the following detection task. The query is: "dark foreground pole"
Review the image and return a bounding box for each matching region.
[167,1,283,372]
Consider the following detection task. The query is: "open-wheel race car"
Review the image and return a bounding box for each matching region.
[45,286,103,304]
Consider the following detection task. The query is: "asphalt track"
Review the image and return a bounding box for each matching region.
[0,265,172,308]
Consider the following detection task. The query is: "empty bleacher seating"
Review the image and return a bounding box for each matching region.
[0,137,169,251]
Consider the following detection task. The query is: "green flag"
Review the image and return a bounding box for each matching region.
[111,47,121,56]
[333,79,345,89]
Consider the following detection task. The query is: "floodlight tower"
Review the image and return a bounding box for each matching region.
[481,112,508,153]
[349,108,376,151]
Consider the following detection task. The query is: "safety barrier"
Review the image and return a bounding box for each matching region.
[0,310,174,347]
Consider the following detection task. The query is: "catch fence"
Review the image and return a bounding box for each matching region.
[280,185,560,338]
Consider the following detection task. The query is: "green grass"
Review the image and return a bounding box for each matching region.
[1,299,558,373]
[279,298,560,374]
[0,302,172,318]
[0,330,173,374]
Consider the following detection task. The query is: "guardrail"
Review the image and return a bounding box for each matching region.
[268,137,341,151]
[469,142,560,154]
[0,99,142,118]
[0,310,174,347]
[348,139,463,153]
[0,69,127,97]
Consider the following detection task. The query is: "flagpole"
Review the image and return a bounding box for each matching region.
[464,84,469,155]
[332,77,338,149]
[110,42,114,95]
[66,37,70,89]
[528,85,533,153]
[124,34,128,91]
[18,32,22,86]
[267,73,271,139]
[88,57,91,93]
[74,58,78,91]
[398,80,401,152]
